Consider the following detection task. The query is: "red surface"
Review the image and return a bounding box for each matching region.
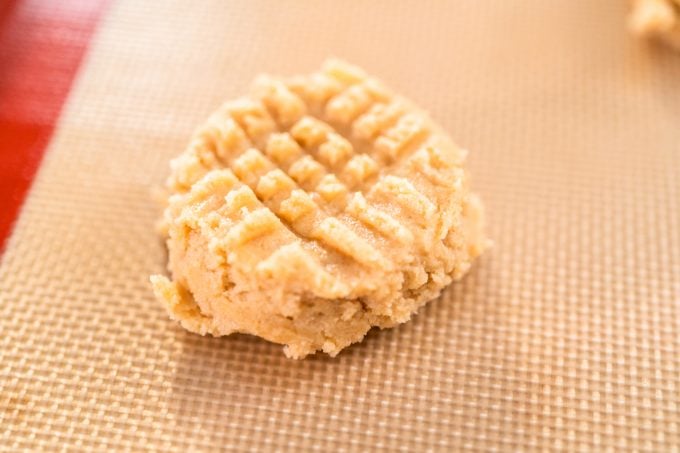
[0,0,109,252]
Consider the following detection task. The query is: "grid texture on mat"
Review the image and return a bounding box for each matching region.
[1,0,679,451]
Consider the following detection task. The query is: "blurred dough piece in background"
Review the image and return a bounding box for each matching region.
[630,0,680,49]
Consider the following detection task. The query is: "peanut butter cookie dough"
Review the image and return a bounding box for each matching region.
[630,0,680,49]
[151,60,488,358]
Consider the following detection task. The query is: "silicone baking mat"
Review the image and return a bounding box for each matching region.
[1,0,679,450]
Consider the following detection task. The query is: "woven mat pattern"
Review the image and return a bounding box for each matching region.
[1,0,679,450]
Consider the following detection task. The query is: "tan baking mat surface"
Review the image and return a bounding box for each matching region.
[2,0,679,450]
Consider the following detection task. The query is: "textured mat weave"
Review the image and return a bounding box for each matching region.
[1,0,679,450]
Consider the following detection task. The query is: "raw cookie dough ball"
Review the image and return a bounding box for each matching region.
[151,59,488,358]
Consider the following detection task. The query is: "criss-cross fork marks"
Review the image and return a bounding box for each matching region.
[166,60,463,282]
